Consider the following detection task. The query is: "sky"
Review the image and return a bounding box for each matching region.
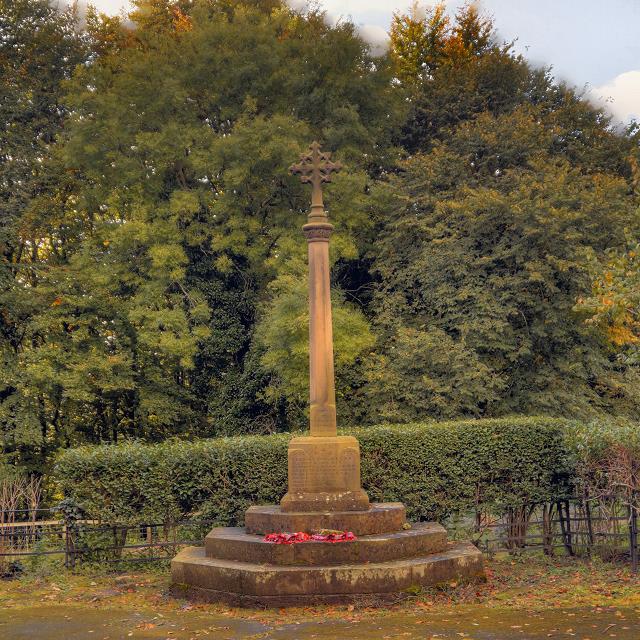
[73,0,640,124]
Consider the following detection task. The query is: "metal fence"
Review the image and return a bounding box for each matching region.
[0,512,215,573]
[1,497,638,575]
[459,497,639,572]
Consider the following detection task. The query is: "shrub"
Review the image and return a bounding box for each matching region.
[54,417,577,526]
[567,418,640,506]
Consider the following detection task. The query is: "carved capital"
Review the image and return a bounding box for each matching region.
[303,222,334,242]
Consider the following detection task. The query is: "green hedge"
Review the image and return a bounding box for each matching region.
[54,417,578,526]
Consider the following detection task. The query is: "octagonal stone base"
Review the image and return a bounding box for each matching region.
[172,540,483,607]
[245,502,406,536]
[171,506,484,607]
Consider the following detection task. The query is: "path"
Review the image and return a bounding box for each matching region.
[1,602,638,639]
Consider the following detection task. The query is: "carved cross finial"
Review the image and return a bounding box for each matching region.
[290,141,342,216]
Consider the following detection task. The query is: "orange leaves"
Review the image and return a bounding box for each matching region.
[171,5,192,33]
[441,34,471,64]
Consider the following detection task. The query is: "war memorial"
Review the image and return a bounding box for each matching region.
[171,143,484,605]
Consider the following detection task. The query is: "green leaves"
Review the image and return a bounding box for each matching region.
[1,0,400,466]
[3,0,639,477]
[255,274,375,409]
[371,109,640,421]
[54,416,575,526]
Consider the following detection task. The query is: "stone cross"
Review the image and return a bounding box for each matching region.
[290,141,342,221]
[290,142,342,437]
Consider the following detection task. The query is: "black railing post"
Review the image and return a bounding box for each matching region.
[557,500,574,556]
[564,500,575,556]
[630,492,638,574]
[584,491,595,552]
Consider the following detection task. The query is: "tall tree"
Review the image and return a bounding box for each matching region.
[392,2,629,176]
[365,107,640,421]
[4,0,402,466]
[0,0,91,471]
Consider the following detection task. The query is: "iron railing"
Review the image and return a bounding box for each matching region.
[1,497,638,573]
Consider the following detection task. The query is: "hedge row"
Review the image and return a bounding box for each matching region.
[54,417,579,526]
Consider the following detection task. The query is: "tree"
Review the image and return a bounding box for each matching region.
[389,2,449,93]
[0,0,91,471]
[3,0,639,476]
[576,151,640,364]
[3,0,401,469]
[365,108,640,421]
[392,2,629,176]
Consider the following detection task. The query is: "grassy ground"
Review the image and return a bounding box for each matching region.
[0,555,639,639]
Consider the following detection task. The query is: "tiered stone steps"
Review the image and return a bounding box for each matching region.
[245,502,407,536]
[205,521,447,565]
[171,504,484,606]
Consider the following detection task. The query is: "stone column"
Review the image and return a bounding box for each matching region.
[304,219,337,437]
[280,142,369,513]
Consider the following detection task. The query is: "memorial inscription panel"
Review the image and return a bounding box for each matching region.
[341,447,359,491]
[288,448,307,492]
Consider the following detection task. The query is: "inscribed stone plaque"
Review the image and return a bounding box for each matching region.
[341,447,359,490]
[288,448,307,492]
[306,444,339,491]
[280,435,370,511]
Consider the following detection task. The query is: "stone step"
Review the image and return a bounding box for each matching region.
[205,522,447,566]
[171,541,484,607]
[244,502,406,536]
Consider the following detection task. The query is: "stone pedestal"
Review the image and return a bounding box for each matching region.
[280,435,369,512]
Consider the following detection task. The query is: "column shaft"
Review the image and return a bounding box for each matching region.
[305,222,337,437]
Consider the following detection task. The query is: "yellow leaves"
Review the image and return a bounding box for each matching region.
[607,325,640,347]
[389,2,448,90]
[579,236,640,349]
[128,0,192,37]
[214,254,233,274]
[169,190,200,216]
[171,6,192,33]
[390,0,495,86]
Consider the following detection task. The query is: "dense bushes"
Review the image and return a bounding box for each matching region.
[567,419,640,511]
[54,417,576,526]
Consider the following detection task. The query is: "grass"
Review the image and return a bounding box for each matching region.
[1,554,639,617]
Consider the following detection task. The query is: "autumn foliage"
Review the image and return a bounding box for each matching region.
[1,0,639,478]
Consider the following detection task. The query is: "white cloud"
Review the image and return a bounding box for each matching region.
[77,0,131,13]
[356,24,389,54]
[590,70,640,125]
